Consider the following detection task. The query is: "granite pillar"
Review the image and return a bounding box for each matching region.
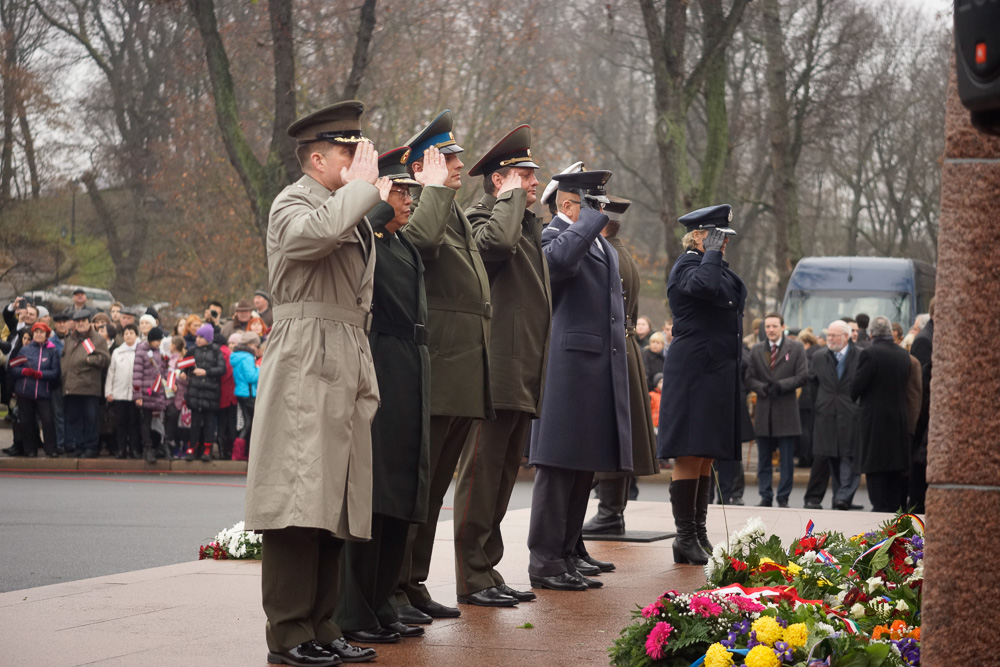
[921,62,1000,665]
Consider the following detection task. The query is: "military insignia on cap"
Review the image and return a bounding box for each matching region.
[404,110,465,165]
[377,146,421,186]
[400,149,411,165]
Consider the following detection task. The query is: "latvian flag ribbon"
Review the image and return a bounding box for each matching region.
[9,356,27,367]
[150,374,162,395]
[177,356,196,370]
[82,338,96,354]
[167,370,178,392]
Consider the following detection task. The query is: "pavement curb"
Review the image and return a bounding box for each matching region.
[0,456,248,474]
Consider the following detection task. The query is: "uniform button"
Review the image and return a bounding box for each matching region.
[611,317,615,323]
[356,297,363,305]
[728,301,733,306]
[613,348,618,354]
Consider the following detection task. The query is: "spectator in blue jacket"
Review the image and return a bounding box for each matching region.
[9,323,61,457]
[230,331,260,460]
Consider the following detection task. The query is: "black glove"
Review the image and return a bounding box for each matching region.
[756,383,770,398]
[767,381,780,396]
[704,229,726,252]
[581,193,602,211]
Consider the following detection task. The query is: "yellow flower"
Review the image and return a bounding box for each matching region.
[784,622,808,647]
[704,642,734,667]
[752,615,784,647]
[786,562,803,575]
[759,557,775,565]
[744,644,780,667]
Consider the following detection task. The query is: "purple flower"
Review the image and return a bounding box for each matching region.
[747,630,761,649]
[910,536,924,550]
[732,619,752,635]
[894,637,920,665]
[721,631,738,649]
[774,640,793,662]
[776,617,789,628]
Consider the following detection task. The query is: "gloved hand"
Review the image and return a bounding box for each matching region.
[581,192,604,211]
[23,368,42,379]
[767,381,780,396]
[756,383,770,398]
[704,228,726,252]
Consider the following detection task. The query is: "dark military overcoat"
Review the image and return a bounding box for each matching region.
[657,249,747,461]
[401,186,493,420]
[366,202,431,523]
[597,235,657,478]
[466,190,551,416]
[530,211,632,473]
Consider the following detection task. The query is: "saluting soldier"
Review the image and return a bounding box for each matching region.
[244,101,381,667]
[452,125,551,607]
[336,147,431,645]
[527,169,632,592]
[539,160,583,223]
[394,110,494,623]
[582,196,658,537]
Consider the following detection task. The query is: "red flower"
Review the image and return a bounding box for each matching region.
[731,558,748,571]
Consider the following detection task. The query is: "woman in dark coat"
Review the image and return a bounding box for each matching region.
[657,205,746,565]
[9,323,60,457]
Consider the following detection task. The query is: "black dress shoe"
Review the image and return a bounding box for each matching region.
[851,504,864,511]
[730,497,745,506]
[343,627,399,644]
[496,583,536,602]
[324,637,376,663]
[833,500,850,511]
[413,599,461,618]
[383,621,425,638]
[396,604,433,625]
[757,498,773,507]
[579,553,615,572]
[457,586,518,607]
[529,572,588,591]
[778,499,789,508]
[267,639,341,666]
[581,514,625,535]
[804,502,823,510]
[570,556,601,576]
[569,570,603,588]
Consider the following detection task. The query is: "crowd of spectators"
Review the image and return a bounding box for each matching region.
[0,289,270,463]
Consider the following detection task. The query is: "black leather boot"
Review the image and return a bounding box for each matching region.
[695,475,713,554]
[670,479,710,565]
[582,479,627,534]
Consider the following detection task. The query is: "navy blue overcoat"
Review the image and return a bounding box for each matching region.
[529,210,632,473]
[657,248,747,460]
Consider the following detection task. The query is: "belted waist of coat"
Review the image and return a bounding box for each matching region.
[426,296,492,319]
[625,317,636,337]
[370,320,428,345]
[272,301,371,332]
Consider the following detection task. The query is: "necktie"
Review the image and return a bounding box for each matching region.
[770,343,778,371]
[836,350,846,380]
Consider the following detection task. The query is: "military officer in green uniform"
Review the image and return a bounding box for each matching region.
[581,196,658,536]
[244,101,381,667]
[394,110,494,623]
[452,125,552,607]
[337,147,431,645]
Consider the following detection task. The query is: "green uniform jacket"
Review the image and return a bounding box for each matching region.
[466,190,551,416]
[366,202,431,523]
[401,185,493,419]
[597,236,658,478]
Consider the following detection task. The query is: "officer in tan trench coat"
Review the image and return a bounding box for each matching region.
[244,101,381,667]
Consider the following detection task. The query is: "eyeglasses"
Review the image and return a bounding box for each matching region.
[389,188,413,199]
[564,199,581,207]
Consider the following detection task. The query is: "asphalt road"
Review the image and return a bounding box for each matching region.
[0,464,852,593]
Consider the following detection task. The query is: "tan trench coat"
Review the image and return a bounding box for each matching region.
[244,175,381,541]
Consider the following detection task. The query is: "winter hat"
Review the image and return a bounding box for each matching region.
[241,331,261,346]
[653,372,663,387]
[31,322,52,336]
[147,328,165,343]
[196,323,215,340]
[228,333,243,348]
[254,289,270,303]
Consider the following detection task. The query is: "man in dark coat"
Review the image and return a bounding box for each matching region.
[852,316,921,513]
[907,299,934,513]
[744,313,808,508]
[809,320,860,510]
[657,205,746,565]
[395,110,494,622]
[582,196,657,537]
[527,169,631,592]
[337,148,430,645]
[451,126,551,608]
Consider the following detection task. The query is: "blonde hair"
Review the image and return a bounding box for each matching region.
[649,331,665,345]
[682,230,705,250]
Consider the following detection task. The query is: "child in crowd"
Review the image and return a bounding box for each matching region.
[164,336,189,458]
[650,372,663,431]
[230,331,260,461]
[181,323,225,461]
[133,328,169,464]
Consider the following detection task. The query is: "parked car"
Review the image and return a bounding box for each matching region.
[23,284,116,313]
[780,257,936,333]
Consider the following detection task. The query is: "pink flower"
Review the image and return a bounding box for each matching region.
[690,594,724,618]
[645,622,674,660]
[730,595,766,613]
[641,602,663,619]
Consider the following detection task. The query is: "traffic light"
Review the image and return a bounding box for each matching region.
[955,0,1000,135]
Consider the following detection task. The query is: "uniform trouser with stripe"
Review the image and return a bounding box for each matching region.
[337,513,409,632]
[527,465,594,577]
[453,410,532,595]
[396,415,476,607]
[262,527,344,653]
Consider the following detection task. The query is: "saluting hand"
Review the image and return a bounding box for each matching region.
[342,140,379,185]
[375,176,392,202]
[703,229,726,253]
[496,169,523,196]
[415,146,448,187]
